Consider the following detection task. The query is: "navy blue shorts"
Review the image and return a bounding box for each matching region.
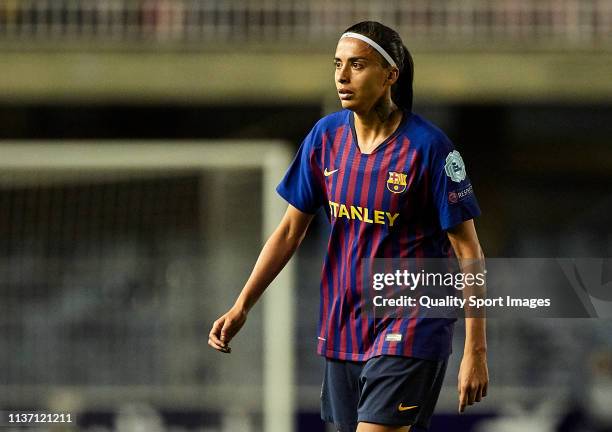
[320,355,448,431]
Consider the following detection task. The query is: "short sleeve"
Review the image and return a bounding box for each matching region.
[428,133,481,230]
[276,126,325,214]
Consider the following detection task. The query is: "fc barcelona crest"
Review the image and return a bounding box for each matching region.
[386,171,407,194]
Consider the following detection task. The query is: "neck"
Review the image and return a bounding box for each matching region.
[351,98,404,154]
[353,97,400,131]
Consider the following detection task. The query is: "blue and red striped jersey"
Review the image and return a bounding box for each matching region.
[276,108,481,361]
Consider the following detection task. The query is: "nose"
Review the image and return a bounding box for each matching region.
[336,64,350,84]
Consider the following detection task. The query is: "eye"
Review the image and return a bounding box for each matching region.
[352,62,363,69]
[334,60,341,69]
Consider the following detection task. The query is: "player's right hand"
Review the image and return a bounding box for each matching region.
[208,306,247,354]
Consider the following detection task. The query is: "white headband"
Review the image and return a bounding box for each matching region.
[340,32,397,68]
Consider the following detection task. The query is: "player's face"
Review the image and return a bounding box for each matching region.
[334,38,394,113]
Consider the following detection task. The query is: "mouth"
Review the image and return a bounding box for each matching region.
[338,89,354,100]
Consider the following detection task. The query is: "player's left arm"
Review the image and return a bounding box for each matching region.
[447,219,489,414]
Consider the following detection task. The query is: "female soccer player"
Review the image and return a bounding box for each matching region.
[209,21,488,432]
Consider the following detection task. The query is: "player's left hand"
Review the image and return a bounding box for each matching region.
[457,350,488,413]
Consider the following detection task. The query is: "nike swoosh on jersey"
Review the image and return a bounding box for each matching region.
[398,404,418,412]
[324,168,339,177]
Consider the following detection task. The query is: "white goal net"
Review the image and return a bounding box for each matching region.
[0,141,296,432]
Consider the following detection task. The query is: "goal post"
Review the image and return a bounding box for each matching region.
[0,141,296,432]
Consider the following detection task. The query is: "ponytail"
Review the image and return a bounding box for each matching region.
[391,44,414,113]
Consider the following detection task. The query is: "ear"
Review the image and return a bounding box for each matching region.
[386,67,400,86]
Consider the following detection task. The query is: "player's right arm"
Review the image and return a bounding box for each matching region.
[208,203,315,353]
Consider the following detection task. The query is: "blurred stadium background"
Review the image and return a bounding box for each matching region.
[1,1,612,431]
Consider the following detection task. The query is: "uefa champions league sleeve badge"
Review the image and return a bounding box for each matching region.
[444,150,467,182]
